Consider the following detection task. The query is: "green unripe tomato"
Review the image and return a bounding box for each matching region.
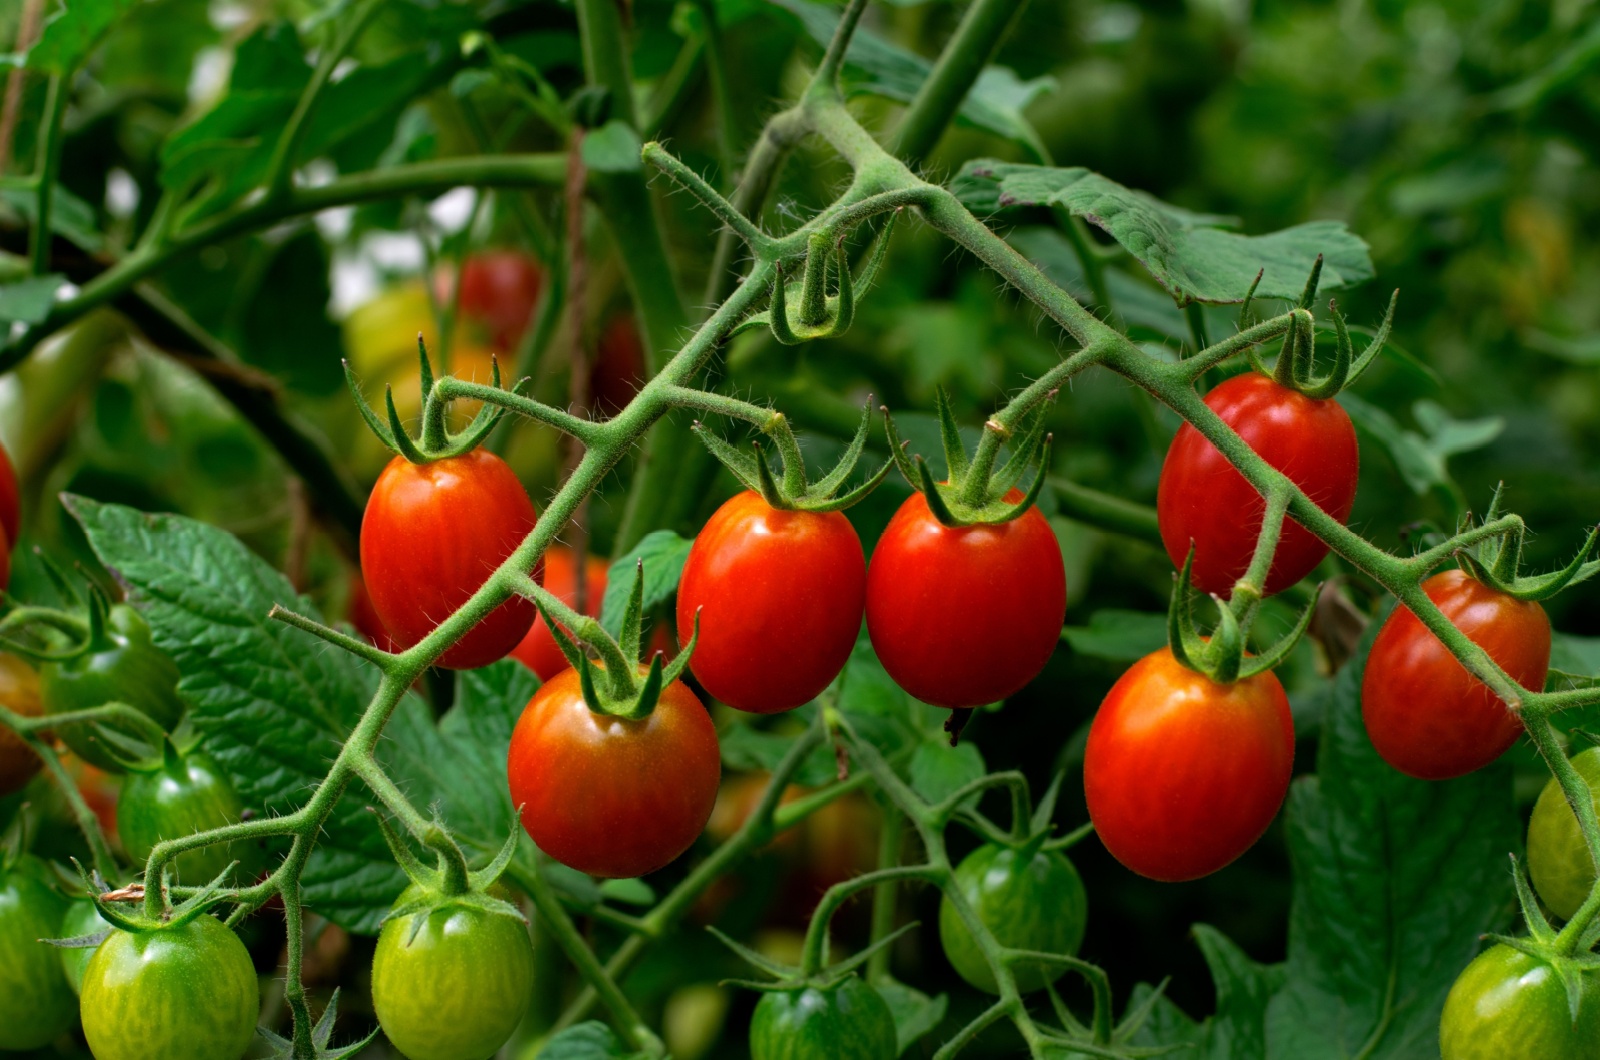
[1440,944,1600,1059]
[117,747,253,885]
[1528,747,1600,921]
[41,604,183,772]
[371,886,535,1060]
[81,913,259,1060]
[59,895,111,994]
[0,855,75,1050]
[938,843,1088,994]
[748,976,897,1060]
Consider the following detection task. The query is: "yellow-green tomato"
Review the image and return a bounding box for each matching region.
[1527,747,1600,921]
[938,843,1088,993]
[116,747,253,886]
[1440,944,1600,1059]
[0,855,75,1050]
[371,888,535,1060]
[81,913,258,1060]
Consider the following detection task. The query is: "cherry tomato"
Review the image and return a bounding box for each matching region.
[59,896,110,994]
[1526,746,1600,921]
[0,855,74,1051]
[507,666,720,878]
[117,746,255,886]
[1440,944,1600,1059]
[592,313,645,416]
[1157,372,1358,597]
[865,489,1065,709]
[679,492,866,714]
[1084,647,1294,881]
[1361,570,1549,780]
[360,449,541,670]
[82,913,259,1060]
[938,843,1087,993]
[41,603,184,772]
[0,652,44,797]
[443,250,544,352]
[748,975,897,1060]
[371,885,534,1060]
[511,547,609,680]
[0,437,19,547]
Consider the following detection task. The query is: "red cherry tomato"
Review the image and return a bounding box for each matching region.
[592,314,646,416]
[506,667,720,878]
[511,548,610,681]
[445,251,544,352]
[0,439,18,548]
[1361,570,1549,780]
[360,449,541,670]
[865,489,1064,709]
[1157,372,1358,597]
[678,492,865,714]
[1084,647,1294,881]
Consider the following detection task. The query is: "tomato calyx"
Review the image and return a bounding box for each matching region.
[256,987,376,1060]
[1167,546,1316,684]
[1483,857,1600,1025]
[73,852,237,936]
[1453,487,1600,603]
[1244,256,1397,402]
[344,336,515,464]
[883,386,1054,528]
[373,812,526,936]
[693,397,891,512]
[710,918,915,995]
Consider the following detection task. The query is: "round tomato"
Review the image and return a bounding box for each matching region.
[41,603,184,772]
[371,885,534,1060]
[0,856,74,1050]
[81,913,258,1060]
[507,666,720,878]
[59,896,110,994]
[748,975,897,1060]
[938,843,1087,993]
[865,489,1065,709]
[1084,647,1294,881]
[444,250,544,352]
[117,747,254,886]
[1440,944,1600,1059]
[0,652,44,797]
[679,492,866,714]
[1157,372,1358,598]
[511,547,609,680]
[360,449,541,670]
[1526,746,1600,922]
[1361,570,1550,780]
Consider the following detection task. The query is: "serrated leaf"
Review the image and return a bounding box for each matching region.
[581,120,644,173]
[875,977,947,1055]
[1061,609,1168,662]
[1340,394,1503,498]
[599,531,694,639]
[950,161,1374,306]
[537,1021,649,1059]
[1189,924,1285,1058]
[908,740,985,808]
[0,275,65,325]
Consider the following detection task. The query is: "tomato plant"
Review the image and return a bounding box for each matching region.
[58,896,109,995]
[748,976,898,1060]
[446,250,544,352]
[116,743,253,886]
[1439,944,1600,1060]
[1527,746,1600,922]
[0,856,74,1051]
[939,843,1088,993]
[1362,569,1551,780]
[0,652,43,797]
[511,546,609,680]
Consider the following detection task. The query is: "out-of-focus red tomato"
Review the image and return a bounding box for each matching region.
[592,314,645,416]
[511,548,610,680]
[436,251,544,352]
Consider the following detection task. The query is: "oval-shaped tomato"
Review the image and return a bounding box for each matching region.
[679,492,866,714]
[117,747,254,886]
[360,449,541,670]
[507,667,720,878]
[1084,647,1294,881]
[82,913,258,1060]
[0,856,74,1051]
[1440,944,1600,1059]
[1157,372,1358,598]
[371,886,534,1060]
[748,975,897,1060]
[0,652,44,797]
[511,547,609,681]
[59,896,110,995]
[1526,746,1600,921]
[938,843,1088,993]
[446,250,544,352]
[41,603,184,772]
[865,489,1065,709]
[1361,570,1550,780]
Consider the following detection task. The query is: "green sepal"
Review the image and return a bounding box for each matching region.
[934,386,970,482]
[690,424,764,494]
[347,338,514,464]
[447,356,510,454]
[418,337,447,452]
[1456,491,1600,602]
[372,811,435,889]
[344,360,398,450]
[888,390,1056,526]
[693,399,890,512]
[1270,307,1304,390]
[256,988,381,1060]
[1509,852,1556,942]
[1029,769,1066,837]
[707,924,794,979]
[1345,289,1398,386]
[818,922,919,985]
[851,209,899,297]
[1237,587,1318,680]
[881,405,921,488]
[617,559,645,664]
[41,927,112,950]
[1298,300,1352,401]
[531,598,586,674]
[1296,253,1324,311]
[830,237,855,336]
[989,404,1051,497]
[385,386,428,465]
[662,608,699,688]
[915,457,962,528]
[768,263,802,346]
[809,397,878,499]
[752,441,789,510]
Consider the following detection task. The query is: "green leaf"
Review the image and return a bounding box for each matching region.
[1,183,103,252]
[581,120,645,174]
[0,275,65,325]
[1061,609,1168,662]
[763,0,1052,154]
[537,1021,649,1060]
[20,0,137,73]
[1263,612,1518,1057]
[719,713,839,788]
[598,877,656,906]
[908,740,985,808]
[1191,925,1285,1058]
[599,530,694,639]
[1340,394,1503,497]
[874,978,948,1056]
[951,161,1374,306]
[1552,633,1600,680]
[1008,225,1192,339]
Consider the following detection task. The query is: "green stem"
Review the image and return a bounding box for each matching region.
[865,809,905,983]
[574,0,638,128]
[798,865,939,977]
[28,72,67,276]
[892,0,1032,168]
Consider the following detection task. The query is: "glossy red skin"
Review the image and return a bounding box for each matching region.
[1362,570,1550,780]
[865,490,1065,709]
[450,251,543,351]
[507,667,720,878]
[512,548,610,681]
[1084,647,1294,882]
[360,450,541,670]
[0,440,18,548]
[678,492,866,714]
[1158,373,1358,597]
